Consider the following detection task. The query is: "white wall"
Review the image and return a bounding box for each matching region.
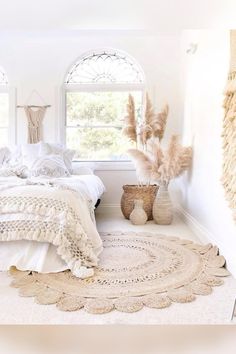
[176,30,236,275]
[1,0,236,31]
[0,31,182,206]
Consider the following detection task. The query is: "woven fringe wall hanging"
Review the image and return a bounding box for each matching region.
[24,106,46,144]
[17,90,51,144]
[222,30,236,222]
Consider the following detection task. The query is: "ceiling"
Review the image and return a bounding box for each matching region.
[0,0,235,33]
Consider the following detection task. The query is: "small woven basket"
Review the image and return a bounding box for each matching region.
[121,184,158,220]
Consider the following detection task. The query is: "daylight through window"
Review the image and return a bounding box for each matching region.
[64,50,145,161]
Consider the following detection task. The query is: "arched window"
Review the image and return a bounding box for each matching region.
[65,50,144,84]
[0,67,9,145]
[64,49,145,161]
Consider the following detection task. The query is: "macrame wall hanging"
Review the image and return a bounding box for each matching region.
[17,90,51,144]
[222,30,236,222]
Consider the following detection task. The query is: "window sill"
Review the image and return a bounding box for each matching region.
[72,160,135,171]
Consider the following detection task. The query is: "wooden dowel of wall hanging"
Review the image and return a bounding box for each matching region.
[16,105,51,108]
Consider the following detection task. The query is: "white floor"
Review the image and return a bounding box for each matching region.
[0,211,236,324]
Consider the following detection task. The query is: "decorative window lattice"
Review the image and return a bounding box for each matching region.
[0,68,8,85]
[65,50,144,84]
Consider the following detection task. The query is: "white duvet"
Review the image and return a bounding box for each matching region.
[0,174,105,275]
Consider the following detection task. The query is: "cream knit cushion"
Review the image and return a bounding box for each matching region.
[30,154,70,178]
[40,143,75,173]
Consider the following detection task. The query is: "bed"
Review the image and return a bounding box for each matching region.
[0,143,106,278]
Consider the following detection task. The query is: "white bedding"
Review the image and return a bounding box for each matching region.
[0,174,105,274]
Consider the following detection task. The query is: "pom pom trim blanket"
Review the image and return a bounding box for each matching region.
[0,179,103,278]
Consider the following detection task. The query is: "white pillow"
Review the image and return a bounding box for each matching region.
[0,165,28,178]
[0,147,11,167]
[0,167,16,177]
[63,149,76,172]
[7,145,23,167]
[21,142,42,169]
[40,142,75,173]
[30,154,70,178]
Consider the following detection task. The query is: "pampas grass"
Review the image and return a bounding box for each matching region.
[122,94,137,145]
[158,135,190,184]
[127,149,153,184]
[151,104,169,141]
[123,93,169,148]
[128,135,192,185]
[123,93,192,186]
[139,94,155,146]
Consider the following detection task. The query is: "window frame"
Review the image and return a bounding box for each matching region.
[0,84,16,147]
[60,49,146,167]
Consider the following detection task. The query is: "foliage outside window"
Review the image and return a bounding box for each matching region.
[64,50,145,161]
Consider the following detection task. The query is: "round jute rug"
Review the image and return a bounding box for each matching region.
[9,232,230,314]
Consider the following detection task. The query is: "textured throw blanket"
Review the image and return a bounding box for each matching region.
[0,179,102,278]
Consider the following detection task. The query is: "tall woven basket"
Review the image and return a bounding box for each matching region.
[121,185,158,220]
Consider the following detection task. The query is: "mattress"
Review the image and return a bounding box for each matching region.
[0,174,105,273]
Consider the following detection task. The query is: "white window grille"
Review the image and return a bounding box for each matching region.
[65,49,144,85]
[63,49,145,161]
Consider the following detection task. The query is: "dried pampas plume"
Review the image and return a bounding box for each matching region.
[158,135,182,183]
[122,94,137,145]
[140,94,156,146]
[129,135,192,185]
[151,104,169,141]
[158,135,192,184]
[127,149,153,184]
[147,138,164,170]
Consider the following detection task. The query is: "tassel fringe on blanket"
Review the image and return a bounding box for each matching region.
[0,180,99,278]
